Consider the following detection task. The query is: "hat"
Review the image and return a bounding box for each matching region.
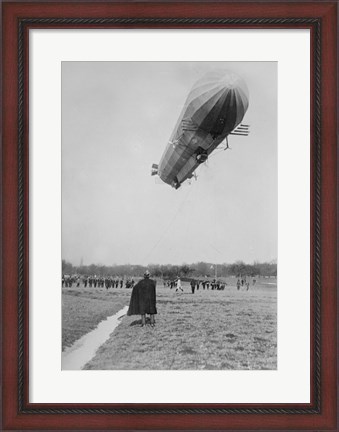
[144,270,150,278]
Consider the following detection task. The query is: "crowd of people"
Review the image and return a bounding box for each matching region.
[164,278,228,294]
[62,274,135,289]
[236,277,256,291]
[62,274,257,292]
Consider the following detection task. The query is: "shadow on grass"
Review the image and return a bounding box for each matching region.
[130,319,142,326]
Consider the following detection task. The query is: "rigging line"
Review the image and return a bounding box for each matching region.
[209,181,220,271]
[141,186,193,264]
[208,138,232,160]
[209,243,223,255]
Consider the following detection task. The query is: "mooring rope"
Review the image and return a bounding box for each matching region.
[141,186,193,264]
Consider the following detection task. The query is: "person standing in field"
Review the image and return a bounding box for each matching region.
[190,279,195,294]
[127,270,157,327]
[176,277,183,292]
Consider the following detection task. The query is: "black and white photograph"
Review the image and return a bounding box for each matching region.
[61,61,277,370]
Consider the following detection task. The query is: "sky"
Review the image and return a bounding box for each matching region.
[62,61,277,266]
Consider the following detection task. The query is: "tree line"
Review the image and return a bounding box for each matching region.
[62,260,277,279]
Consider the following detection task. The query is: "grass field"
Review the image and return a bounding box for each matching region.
[62,287,130,350]
[62,279,276,370]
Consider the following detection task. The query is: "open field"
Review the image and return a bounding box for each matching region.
[63,279,277,370]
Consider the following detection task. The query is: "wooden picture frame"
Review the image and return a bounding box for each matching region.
[2,1,337,430]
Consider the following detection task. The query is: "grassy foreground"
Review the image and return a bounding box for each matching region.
[62,279,277,370]
[62,287,130,350]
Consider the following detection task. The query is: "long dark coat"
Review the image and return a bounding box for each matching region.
[127,278,157,315]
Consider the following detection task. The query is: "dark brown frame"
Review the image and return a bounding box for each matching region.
[2,1,337,430]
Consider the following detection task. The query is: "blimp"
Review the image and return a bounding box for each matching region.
[152,70,249,189]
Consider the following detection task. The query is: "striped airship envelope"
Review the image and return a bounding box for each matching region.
[155,70,249,189]
[185,70,249,136]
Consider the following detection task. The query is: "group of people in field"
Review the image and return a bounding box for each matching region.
[167,276,257,294]
[190,278,227,293]
[236,277,256,291]
[63,274,256,293]
[62,274,135,289]
[163,278,226,292]
[126,271,259,328]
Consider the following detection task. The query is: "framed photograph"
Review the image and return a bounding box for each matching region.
[2,1,337,430]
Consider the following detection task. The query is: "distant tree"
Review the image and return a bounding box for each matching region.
[195,261,210,276]
[88,264,99,275]
[228,260,245,276]
[149,264,162,277]
[219,263,231,277]
[63,260,276,279]
[62,259,73,275]
[180,264,192,277]
[256,262,277,277]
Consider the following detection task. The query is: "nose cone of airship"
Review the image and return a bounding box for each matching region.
[184,70,249,136]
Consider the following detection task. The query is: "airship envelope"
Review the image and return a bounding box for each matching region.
[153,70,249,189]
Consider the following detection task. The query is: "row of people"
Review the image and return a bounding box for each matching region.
[163,277,255,293]
[62,275,135,289]
[190,279,227,293]
[63,274,257,291]
[164,278,227,292]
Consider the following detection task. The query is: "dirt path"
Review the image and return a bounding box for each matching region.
[62,287,130,350]
[62,306,128,370]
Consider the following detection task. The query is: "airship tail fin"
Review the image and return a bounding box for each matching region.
[151,163,158,176]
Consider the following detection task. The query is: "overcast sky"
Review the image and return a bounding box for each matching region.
[62,62,277,266]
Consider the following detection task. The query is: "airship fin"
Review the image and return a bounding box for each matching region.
[230,123,250,136]
[151,163,158,176]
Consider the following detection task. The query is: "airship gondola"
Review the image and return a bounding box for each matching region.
[152,70,249,189]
